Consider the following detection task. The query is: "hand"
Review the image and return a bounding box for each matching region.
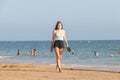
[66,44,69,47]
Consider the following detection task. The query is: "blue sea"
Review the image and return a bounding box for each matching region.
[0,40,120,72]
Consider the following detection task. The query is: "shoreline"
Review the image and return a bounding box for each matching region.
[0,63,120,80]
[0,62,120,73]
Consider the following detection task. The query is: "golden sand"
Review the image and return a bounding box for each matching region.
[0,63,120,80]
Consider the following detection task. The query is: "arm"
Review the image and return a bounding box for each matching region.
[64,31,69,47]
[50,30,55,52]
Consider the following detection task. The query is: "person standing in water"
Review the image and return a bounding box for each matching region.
[32,49,38,56]
[93,52,99,57]
[17,49,21,56]
[51,21,69,72]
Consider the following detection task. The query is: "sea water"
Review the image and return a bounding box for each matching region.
[0,40,120,72]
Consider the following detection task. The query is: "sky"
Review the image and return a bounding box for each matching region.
[0,0,120,41]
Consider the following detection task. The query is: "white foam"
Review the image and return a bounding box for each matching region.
[0,56,12,58]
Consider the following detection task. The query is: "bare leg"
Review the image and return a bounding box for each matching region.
[59,48,64,72]
[59,48,64,61]
[54,47,64,72]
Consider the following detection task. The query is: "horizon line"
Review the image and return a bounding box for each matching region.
[0,39,120,41]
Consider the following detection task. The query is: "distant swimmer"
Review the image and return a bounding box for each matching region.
[118,48,120,54]
[109,52,114,57]
[93,52,99,57]
[17,49,21,56]
[32,49,38,56]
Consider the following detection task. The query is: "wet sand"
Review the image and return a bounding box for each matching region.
[0,63,120,80]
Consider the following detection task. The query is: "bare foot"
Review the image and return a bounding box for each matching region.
[59,68,62,72]
[56,66,62,72]
[56,66,59,71]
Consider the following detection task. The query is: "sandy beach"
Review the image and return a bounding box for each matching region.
[0,63,120,80]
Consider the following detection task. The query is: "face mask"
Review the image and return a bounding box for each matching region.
[57,26,62,29]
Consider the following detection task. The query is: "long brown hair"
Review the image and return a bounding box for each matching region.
[54,21,63,30]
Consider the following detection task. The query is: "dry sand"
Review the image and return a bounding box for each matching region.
[0,63,120,80]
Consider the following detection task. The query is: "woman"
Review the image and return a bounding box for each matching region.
[32,49,38,56]
[51,21,69,72]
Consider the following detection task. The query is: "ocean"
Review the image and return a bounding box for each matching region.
[0,40,120,72]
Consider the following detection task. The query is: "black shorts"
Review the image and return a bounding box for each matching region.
[54,40,64,49]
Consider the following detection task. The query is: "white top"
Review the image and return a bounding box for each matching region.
[55,33,64,41]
